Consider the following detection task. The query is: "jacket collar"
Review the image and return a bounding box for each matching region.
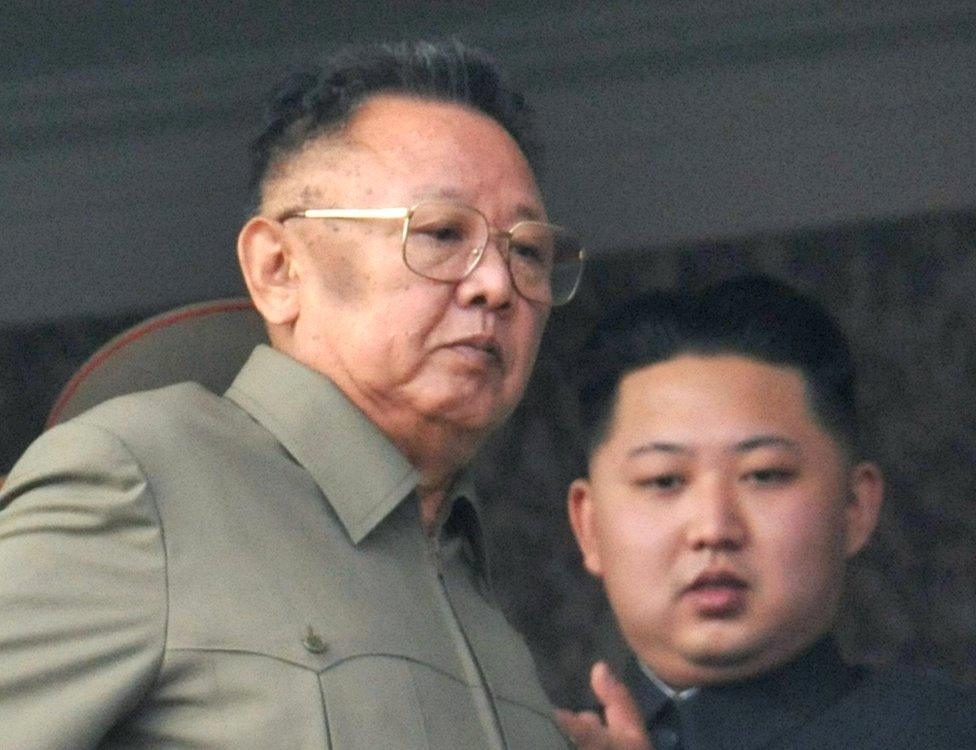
[631,636,863,750]
[225,345,421,545]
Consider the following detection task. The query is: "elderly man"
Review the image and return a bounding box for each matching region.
[0,41,583,748]
[562,277,976,749]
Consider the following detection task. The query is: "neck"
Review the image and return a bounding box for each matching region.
[417,483,449,536]
[414,437,484,534]
[641,630,835,689]
[639,662,700,700]
[369,410,480,536]
[349,398,485,535]
[280,342,487,531]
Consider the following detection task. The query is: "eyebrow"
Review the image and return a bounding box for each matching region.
[512,202,545,221]
[626,434,799,458]
[627,442,692,458]
[417,187,544,221]
[733,435,800,452]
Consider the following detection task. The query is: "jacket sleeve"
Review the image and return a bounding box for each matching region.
[0,420,167,749]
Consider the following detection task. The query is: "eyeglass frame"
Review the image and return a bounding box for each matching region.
[277,200,585,306]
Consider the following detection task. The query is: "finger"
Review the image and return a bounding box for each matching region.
[590,662,652,747]
[554,708,605,747]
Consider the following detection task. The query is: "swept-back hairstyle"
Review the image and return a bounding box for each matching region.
[249,39,540,207]
[577,275,861,458]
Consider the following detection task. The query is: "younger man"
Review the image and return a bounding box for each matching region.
[565,276,975,749]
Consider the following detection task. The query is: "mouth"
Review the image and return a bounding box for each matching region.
[681,569,749,617]
[447,335,502,365]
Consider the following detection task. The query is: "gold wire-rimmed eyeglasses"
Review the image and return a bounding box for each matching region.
[278,199,585,306]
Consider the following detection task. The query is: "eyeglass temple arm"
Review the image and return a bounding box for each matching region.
[293,208,410,220]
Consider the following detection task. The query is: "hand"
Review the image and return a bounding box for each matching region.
[555,661,653,749]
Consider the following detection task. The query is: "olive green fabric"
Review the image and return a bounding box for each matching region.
[0,345,566,749]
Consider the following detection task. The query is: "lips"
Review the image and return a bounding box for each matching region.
[682,569,749,616]
[686,569,748,591]
[446,334,502,363]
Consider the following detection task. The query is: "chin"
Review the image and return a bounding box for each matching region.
[428,385,518,429]
[678,623,773,670]
[686,644,763,672]
[423,396,507,433]
[449,405,511,433]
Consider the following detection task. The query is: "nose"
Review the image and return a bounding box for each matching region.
[454,234,516,310]
[684,476,747,552]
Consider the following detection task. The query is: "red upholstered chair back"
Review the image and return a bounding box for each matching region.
[0,299,265,492]
[46,298,267,428]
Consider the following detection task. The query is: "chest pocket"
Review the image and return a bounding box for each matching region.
[311,619,566,749]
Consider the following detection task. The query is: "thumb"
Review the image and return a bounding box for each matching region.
[591,661,651,747]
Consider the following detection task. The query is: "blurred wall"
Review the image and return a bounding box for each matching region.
[2,2,975,323]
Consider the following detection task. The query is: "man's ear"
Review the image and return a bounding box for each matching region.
[844,461,884,557]
[568,478,604,577]
[237,216,300,326]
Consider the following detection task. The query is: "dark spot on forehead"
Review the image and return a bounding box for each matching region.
[300,185,323,204]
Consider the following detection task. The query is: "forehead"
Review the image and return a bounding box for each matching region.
[275,94,543,214]
[609,354,826,445]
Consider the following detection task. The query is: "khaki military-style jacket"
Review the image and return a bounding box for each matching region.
[0,345,566,749]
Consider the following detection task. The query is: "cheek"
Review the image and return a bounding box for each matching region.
[754,501,849,605]
[594,504,674,593]
[301,236,370,304]
[363,286,451,351]
[598,522,675,641]
[507,308,547,374]
[399,301,455,361]
[323,262,367,303]
[364,290,455,382]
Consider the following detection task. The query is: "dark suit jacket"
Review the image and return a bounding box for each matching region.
[629,638,976,750]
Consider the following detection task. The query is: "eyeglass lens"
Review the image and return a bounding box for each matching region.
[403,201,582,305]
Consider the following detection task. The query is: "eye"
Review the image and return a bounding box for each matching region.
[635,473,686,494]
[509,224,555,269]
[418,221,467,244]
[510,240,548,266]
[743,467,797,486]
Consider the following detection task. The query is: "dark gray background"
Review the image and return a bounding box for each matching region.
[3,2,976,324]
[2,1,975,707]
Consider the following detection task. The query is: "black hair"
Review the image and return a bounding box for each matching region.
[248,39,540,206]
[577,275,861,458]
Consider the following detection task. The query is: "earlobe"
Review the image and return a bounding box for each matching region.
[844,461,884,557]
[568,478,604,577]
[237,216,300,326]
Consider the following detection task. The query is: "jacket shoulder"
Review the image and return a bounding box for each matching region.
[74,381,236,433]
[798,666,976,748]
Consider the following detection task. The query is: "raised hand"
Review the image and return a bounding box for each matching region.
[555,661,653,750]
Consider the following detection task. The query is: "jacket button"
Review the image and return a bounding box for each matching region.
[302,626,328,654]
